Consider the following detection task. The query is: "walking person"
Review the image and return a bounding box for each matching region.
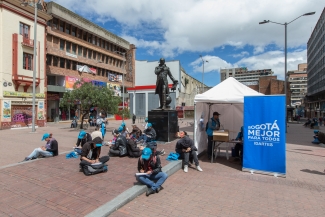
[132,113,136,124]
[206,112,221,160]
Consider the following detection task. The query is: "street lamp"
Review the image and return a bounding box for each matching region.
[21,0,42,132]
[113,51,126,122]
[259,11,315,132]
[199,55,209,93]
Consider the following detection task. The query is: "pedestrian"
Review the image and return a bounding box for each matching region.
[206,112,221,159]
[319,117,323,126]
[132,113,136,124]
[136,147,168,196]
[21,133,58,162]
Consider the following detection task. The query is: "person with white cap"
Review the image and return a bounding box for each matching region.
[137,147,168,196]
[21,133,58,162]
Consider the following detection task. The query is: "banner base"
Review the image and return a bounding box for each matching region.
[242,167,286,178]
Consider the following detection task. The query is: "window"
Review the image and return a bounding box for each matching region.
[93,51,96,59]
[88,34,92,43]
[52,18,58,29]
[60,58,65,68]
[93,36,96,45]
[97,37,100,46]
[71,26,76,37]
[77,29,82,38]
[53,56,58,66]
[23,53,33,70]
[83,48,87,58]
[88,50,92,59]
[78,45,82,56]
[20,23,29,39]
[59,20,65,32]
[72,43,76,54]
[83,31,87,41]
[46,55,52,65]
[65,24,71,34]
[66,60,71,69]
[60,39,65,50]
[66,41,71,53]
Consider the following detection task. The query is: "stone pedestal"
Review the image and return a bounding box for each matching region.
[148,110,178,142]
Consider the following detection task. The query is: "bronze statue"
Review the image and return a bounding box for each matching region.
[155,58,178,110]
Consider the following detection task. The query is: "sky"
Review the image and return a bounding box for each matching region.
[50,0,322,87]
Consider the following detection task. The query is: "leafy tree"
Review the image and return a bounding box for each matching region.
[60,81,120,129]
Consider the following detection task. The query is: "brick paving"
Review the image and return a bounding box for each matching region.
[1,120,325,216]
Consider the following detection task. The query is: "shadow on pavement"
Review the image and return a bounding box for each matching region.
[301,169,325,176]
[199,155,242,171]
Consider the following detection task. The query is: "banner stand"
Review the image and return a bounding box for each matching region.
[242,168,286,178]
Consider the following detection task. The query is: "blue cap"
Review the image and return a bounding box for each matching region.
[41,133,50,141]
[118,126,124,132]
[96,143,102,147]
[78,131,87,139]
[121,122,126,126]
[145,118,148,122]
[147,123,152,128]
[141,148,152,160]
[314,130,319,134]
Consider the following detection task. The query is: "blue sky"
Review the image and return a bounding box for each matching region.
[50,0,322,87]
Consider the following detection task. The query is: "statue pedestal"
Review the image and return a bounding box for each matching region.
[148,110,178,142]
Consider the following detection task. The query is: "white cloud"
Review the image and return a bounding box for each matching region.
[50,0,321,57]
[232,51,250,58]
[190,55,235,73]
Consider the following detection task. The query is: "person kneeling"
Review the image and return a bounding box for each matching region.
[176,131,203,173]
[137,148,168,196]
[80,137,109,176]
[22,133,58,162]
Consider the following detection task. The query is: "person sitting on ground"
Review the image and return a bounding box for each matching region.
[137,123,156,143]
[109,128,128,157]
[71,116,78,128]
[137,147,168,196]
[74,130,92,154]
[22,133,58,162]
[303,118,311,127]
[144,117,149,130]
[130,124,142,140]
[233,126,244,163]
[88,116,95,127]
[120,122,129,137]
[90,126,103,140]
[312,130,325,144]
[126,133,144,158]
[176,131,203,173]
[79,137,109,173]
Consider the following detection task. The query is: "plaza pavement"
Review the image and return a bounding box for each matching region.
[1,119,325,216]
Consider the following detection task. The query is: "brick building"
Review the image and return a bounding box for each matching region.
[45,2,135,122]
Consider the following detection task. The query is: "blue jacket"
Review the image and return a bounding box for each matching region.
[206,118,220,136]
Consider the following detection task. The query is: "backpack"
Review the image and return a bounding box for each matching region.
[126,140,141,158]
[96,118,103,126]
[80,163,108,176]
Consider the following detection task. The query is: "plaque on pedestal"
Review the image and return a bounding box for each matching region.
[148,110,178,142]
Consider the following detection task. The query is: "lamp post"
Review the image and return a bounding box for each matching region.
[114,51,126,122]
[259,11,315,133]
[199,55,209,93]
[21,0,41,132]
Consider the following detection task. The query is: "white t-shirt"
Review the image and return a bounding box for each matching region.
[91,131,103,140]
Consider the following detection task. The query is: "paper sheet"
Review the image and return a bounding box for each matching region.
[135,173,147,176]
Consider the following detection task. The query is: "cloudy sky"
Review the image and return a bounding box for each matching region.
[50,0,322,86]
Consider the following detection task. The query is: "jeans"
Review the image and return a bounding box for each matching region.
[207,135,213,158]
[74,148,82,155]
[137,135,152,143]
[137,172,168,191]
[28,148,53,159]
[177,150,199,166]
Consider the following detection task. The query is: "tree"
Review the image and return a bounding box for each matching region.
[60,81,120,129]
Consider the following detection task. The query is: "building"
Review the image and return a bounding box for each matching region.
[0,0,51,130]
[220,67,274,85]
[306,7,325,118]
[127,60,207,118]
[288,63,307,107]
[45,1,135,122]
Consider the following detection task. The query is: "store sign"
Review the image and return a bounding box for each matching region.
[108,83,121,96]
[92,80,107,87]
[11,101,38,105]
[3,91,45,98]
[47,93,60,100]
[65,76,79,90]
[2,100,11,121]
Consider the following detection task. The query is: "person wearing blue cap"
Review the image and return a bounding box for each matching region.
[137,147,168,196]
[21,133,58,162]
[109,128,128,156]
[136,123,156,143]
[74,131,92,154]
[144,117,149,130]
[80,137,109,165]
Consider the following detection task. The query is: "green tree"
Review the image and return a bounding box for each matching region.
[60,81,120,129]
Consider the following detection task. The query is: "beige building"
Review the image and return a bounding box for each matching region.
[220,67,274,85]
[288,63,307,107]
[0,0,51,129]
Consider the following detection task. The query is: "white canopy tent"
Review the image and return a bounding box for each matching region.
[194,77,263,154]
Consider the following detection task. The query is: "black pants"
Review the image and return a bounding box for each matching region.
[109,149,120,156]
[207,136,213,158]
[177,150,199,166]
[79,155,110,166]
[234,143,243,158]
[132,119,135,124]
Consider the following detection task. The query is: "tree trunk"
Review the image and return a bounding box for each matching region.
[80,112,88,129]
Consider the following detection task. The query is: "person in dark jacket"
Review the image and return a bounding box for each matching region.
[22,133,58,161]
[176,131,202,173]
[126,134,144,158]
[130,124,142,140]
[137,148,168,196]
[132,114,136,124]
[206,112,221,159]
[80,137,109,164]
[109,129,128,156]
[136,123,156,143]
[74,130,92,154]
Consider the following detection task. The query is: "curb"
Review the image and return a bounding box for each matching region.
[85,160,182,217]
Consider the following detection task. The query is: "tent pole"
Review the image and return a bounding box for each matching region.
[194,103,196,148]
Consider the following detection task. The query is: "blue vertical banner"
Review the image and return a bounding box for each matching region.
[243,96,286,175]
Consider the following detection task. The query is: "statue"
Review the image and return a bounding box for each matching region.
[155,58,178,110]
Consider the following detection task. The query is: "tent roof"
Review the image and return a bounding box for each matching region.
[194,77,263,104]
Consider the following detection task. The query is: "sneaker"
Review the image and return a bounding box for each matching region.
[184,165,188,173]
[196,165,203,172]
[103,165,108,172]
[146,188,155,196]
[156,186,164,193]
[21,157,30,162]
[159,149,166,156]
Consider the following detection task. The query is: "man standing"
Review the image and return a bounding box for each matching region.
[137,147,168,196]
[206,112,221,159]
[132,114,136,124]
[154,58,178,110]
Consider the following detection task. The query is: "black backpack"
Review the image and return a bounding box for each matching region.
[80,162,108,176]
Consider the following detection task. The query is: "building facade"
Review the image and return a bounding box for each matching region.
[0,0,51,130]
[45,1,135,122]
[127,60,207,118]
[306,7,325,118]
[220,67,274,85]
[288,63,307,107]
